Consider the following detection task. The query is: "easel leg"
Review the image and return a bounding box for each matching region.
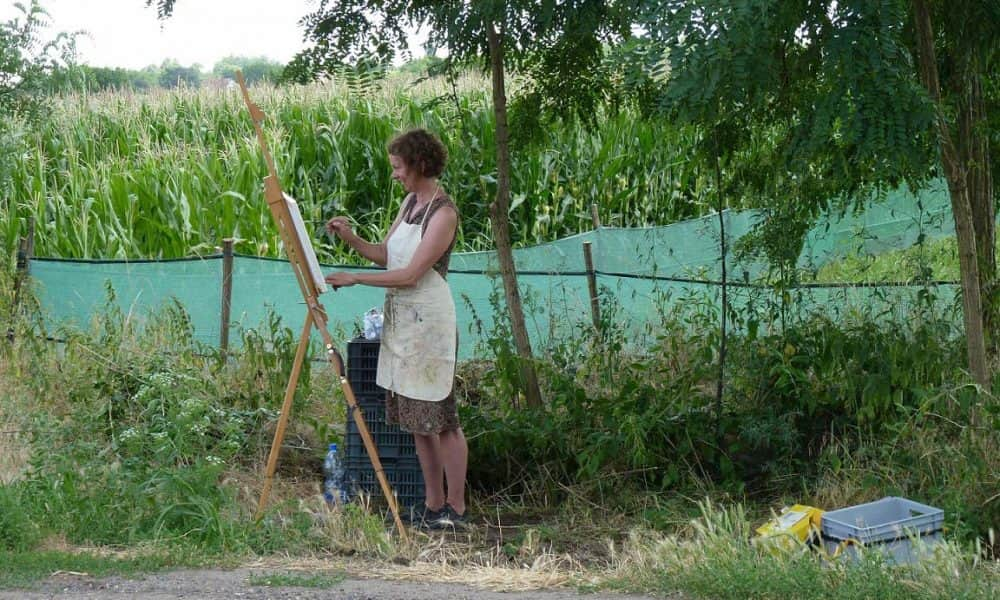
[256,312,313,519]
[339,380,408,540]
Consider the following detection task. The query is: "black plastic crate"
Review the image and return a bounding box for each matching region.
[344,454,421,474]
[346,459,424,509]
[344,339,421,509]
[347,338,386,398]
[345,402,417,461]
[347,337,380,364]
[348,378,386,399]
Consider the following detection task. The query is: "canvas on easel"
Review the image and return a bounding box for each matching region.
[282,192,328,294]
[235,71,408,540]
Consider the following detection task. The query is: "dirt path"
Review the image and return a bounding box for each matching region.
[0,568,672,600]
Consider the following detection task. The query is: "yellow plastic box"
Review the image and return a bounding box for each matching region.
[753,504,824,554]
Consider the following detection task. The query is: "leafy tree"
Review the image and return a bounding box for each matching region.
[396,55,445,78]
[0,1,76,121]
[86,66,138,90]
[90,65,157,90]
[283,1,638,407]
[158,59,201,88]
[48,65,158,92]
[146,0,639,408]
[633,0,998,387]
[0,1,77,192]
[212,56,284,84]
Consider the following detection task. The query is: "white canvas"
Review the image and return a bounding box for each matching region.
[282,192,328,294]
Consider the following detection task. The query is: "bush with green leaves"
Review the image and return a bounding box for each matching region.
[461,284,996,545]
[463,287,726,497]
[21,344,260,548]
[727,307,964,473]
[6,286,324,552]
[0,484,39,552]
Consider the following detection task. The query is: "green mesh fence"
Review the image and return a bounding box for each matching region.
[800,179,954,270]
[25,179,964,359]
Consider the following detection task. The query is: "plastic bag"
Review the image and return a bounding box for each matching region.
[362,307,384,340]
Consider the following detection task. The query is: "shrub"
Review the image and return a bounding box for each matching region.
[0,484,38,552]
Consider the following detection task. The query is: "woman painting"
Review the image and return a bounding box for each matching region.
[324,128,467,529]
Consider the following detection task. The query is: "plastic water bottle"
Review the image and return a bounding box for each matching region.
[322,443,348,506]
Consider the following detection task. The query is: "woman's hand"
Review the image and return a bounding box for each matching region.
[325,271,359,289]
[325,216,354,240]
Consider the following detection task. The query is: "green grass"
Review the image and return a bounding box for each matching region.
[810,232,1000,284]
[813,236,961,283]
[603,503,1000,600]
[1,251,997,598]
[247,571,346,588]
[0,550,187,590]
[652,551,998,600]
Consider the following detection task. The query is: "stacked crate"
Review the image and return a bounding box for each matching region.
[344,338,424,509]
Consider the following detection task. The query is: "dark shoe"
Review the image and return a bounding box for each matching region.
[407,503,446,529]
[427,504,468,530]
[400,502,428,524]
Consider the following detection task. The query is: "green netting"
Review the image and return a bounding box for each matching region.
[800,179,953,269]
[26,179,965,359]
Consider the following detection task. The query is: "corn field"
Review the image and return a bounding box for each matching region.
[4,73,721,262]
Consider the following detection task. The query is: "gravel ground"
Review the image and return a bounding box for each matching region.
[0,568,672,600]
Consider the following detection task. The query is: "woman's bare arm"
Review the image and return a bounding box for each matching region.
[325,205,457,289]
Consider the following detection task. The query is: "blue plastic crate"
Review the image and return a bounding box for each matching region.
[821,497,944,564]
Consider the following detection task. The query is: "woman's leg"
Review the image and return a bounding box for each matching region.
[438,427,468,514]
[413,433,445,510]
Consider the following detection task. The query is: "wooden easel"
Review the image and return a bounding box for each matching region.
[236,72,408,541]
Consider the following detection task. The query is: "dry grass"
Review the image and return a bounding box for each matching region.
[0,418,29,484]
[237,480,625,592]
[245,542,590,593]
[242,499,1000,597]
[245,481,683,594]
[0,347,35,484]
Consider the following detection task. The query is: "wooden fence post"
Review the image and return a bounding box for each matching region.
[220,238,234,353]
[590,203,601,229]
[586,204,602,330]
[583,241,600,329]
[8,218,34,342]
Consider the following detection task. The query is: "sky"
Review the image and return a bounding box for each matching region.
[1,0,332,71]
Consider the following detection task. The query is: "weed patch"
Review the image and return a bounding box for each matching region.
[605,502,998,600]
[247,571,346,588]
[0,550,184,590]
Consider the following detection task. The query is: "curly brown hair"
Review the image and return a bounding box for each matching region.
[387,128,448,178]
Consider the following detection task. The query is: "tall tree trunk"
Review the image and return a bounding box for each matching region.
[713,148,727,442]
[487,22,543,408]
[913,0,990,388]
[957,60,996,354]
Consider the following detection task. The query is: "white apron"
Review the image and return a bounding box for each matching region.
[375,200,457,401]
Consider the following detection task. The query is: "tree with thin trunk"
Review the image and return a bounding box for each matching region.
[634,0,998,388]
[149,1,639,407]
[269,1,636,407]
[1,1,77,202]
